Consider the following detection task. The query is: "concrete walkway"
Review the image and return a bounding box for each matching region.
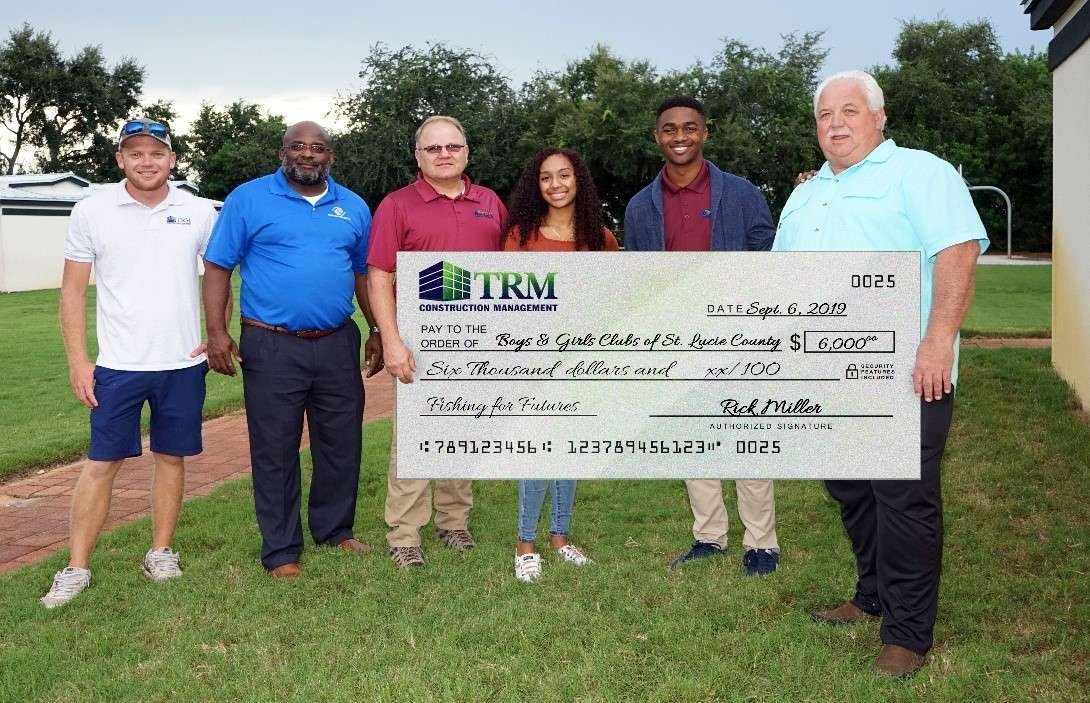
[0,375,393,574]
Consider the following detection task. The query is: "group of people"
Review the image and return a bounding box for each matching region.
[44,69,988,678]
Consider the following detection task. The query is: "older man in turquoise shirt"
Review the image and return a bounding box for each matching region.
[775,70,988,677]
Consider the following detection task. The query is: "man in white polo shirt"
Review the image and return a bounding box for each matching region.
[41,118,218,608]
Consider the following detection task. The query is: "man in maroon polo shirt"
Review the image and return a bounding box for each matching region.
[367,115,506,568]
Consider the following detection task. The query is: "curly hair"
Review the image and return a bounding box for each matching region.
[504,147,606,251]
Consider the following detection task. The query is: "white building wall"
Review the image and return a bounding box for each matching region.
[0,212,72,292]
[1051,19,1090,407]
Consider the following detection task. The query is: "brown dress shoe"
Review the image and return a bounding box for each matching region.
[875,644,927,677]
[811,601,880,625]
[269,562,302,579]
[337,538,373,554]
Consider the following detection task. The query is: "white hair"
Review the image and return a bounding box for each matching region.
[813,70,886,122]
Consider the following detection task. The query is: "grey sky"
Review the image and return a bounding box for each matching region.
[7,1,1048,130]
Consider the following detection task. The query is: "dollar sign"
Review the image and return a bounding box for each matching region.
[790,333,801,352]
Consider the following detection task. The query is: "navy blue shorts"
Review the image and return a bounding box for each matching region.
[88,362,208,461]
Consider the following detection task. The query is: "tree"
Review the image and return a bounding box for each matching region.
[187,101,286,200]
[0,23,143,176]
[515,46,666,228]
[984,50,1052,251]
[60,99,189,183]
[875,19,1052,251]
[317,24,1046,250]
[699,32,828,217]
[34,45,142,173]
[0,24,62,174]
[512,37,826,231]
[334,43,521,207]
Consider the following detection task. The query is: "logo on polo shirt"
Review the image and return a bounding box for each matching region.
[473,209,495,219]
[328,206,351,221]
[165,215,191,225]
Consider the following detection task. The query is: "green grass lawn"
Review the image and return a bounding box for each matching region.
[0,348,1086,702]
[962,265,1051,338]
[0,281,246,480]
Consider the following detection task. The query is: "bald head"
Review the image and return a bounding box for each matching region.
[278,120,334,192]
[283,121,331,147]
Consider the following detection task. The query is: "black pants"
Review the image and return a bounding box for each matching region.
[240,320,364,570]
[825,392,955,655]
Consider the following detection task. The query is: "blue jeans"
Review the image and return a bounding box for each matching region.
[517,480,577,543]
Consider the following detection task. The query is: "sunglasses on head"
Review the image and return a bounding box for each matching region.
[120,120,169,140]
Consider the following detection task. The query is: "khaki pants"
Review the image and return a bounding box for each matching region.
[685,479,778,550]
[384,386,472,548]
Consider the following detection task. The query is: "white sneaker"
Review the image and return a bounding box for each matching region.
[514,553,543,583]
[556,544,592,566]
[142,547,183,582]
[40,567,91,608]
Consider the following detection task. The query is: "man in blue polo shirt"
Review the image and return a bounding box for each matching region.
[775,71,988,677]
[202,121,381,578]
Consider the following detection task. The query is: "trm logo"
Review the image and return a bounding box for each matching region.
[420,261,472,301]
[419,261,559,301]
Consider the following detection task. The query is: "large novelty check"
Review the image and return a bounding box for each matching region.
[394,252,920,479]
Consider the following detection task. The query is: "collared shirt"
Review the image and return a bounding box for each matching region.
[774,139,989,385]
[661,161,713,251]
[366,173,506,272]
[65,182,218,371]
[203,169,371,331]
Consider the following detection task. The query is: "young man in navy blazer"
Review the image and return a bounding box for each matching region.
[624,95,781,576]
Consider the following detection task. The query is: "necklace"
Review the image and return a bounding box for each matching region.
[540,223,575,241]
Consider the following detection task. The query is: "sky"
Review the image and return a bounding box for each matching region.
[6,1,1049,133]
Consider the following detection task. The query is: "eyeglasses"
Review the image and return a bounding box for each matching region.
[286,142,331,154]
[120,119,170,142]
[416,143,467,155]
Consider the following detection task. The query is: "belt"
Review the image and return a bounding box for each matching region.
[241,317,347,339]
